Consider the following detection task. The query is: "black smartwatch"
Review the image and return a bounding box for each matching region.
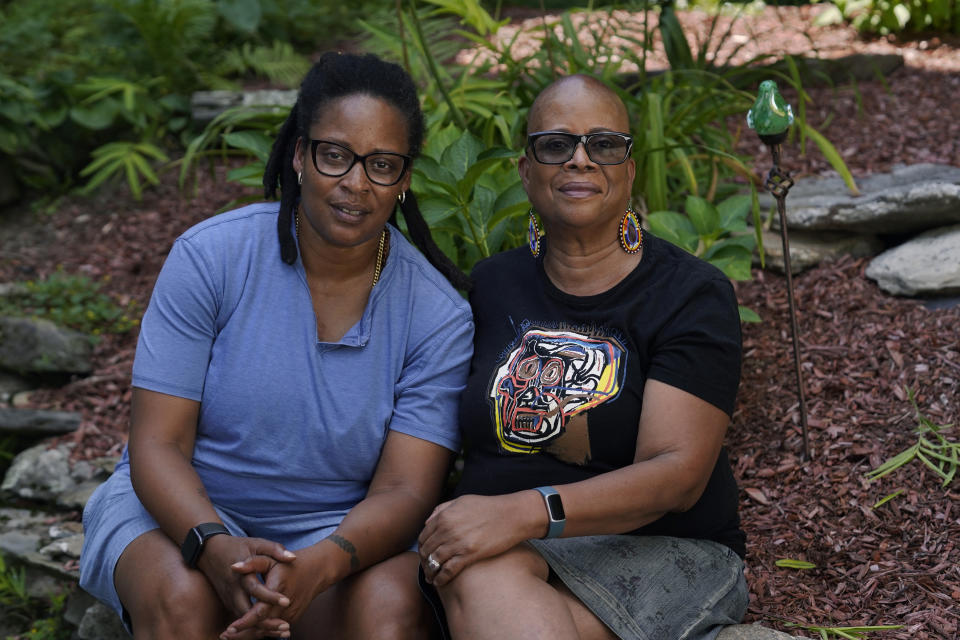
[534,486,566,539]
[181,522,230,568]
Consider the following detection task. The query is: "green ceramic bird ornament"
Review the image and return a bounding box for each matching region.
[747,80,794,143]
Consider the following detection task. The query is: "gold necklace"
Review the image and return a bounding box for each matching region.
[295,209,388,287]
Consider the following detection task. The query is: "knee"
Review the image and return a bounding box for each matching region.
[438,545,547,617]
[342,555,430,639]
[126,574,226,639]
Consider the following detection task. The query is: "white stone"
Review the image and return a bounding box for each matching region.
[866,224,960,296]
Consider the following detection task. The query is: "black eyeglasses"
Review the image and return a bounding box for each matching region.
[309,139,412,186]
[527,131,633,165]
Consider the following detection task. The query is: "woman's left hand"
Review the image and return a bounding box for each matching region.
[418,492,543,587]
[220,550,331,639]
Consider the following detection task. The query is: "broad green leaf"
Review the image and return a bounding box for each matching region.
[706,245,752,281]
[738,306,761,323]
[217,0,262,34]
[413,156,457,190]
[685,195,720,238]
[222,130,274,161]
[487,201,528,234]
[418,194,461,226]
[492,180,529,216]
[226,162,267,187]
[648,211,698,253]
[441,130,485,179]
[458,153,515,200]
[424,124,463,160]
[716,194,751,232]
[703,234,755,259]
[70,100,120,130]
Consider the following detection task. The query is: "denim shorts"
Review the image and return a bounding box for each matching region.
[529,535,748,640]
[79,466,341,630]
[420,535,747,640]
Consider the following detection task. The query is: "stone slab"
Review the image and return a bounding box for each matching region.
[756,228,883,274]
[759,164,960,234]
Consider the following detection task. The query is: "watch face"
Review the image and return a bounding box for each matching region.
[182,528,202,566]
[545,493,565,521]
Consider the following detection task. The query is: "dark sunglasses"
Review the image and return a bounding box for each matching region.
[527,131,633,165]
[309,139,412,186]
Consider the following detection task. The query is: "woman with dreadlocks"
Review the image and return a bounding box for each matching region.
[79,52,474,640]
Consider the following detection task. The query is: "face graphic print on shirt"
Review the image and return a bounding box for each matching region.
[488,327,626,463]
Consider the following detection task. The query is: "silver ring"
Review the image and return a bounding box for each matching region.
[426,554,441,572]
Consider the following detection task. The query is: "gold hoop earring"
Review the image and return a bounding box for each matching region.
[528,208,542,258]
[619,207,643,254]
[398,191,406,205]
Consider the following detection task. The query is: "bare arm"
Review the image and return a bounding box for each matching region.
[419,380,730,585]
[128,388,293,618]
[128,388,213,539]
[225,430,453,634]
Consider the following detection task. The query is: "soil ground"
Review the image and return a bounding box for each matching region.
[1,5,958,638]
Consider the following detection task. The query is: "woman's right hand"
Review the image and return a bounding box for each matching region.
[196,535,296,626]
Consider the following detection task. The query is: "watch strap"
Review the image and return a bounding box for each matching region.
[534,486,566,539]
[181,522,230,568]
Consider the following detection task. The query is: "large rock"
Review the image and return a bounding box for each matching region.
[718,623,811,639]
[0,507,80,581]
[1,441,99,501]
[760,164,960,234]
[0,407,82,436]
[191,89,296,123]
[0,316,93,374]
[77,601,131,639]
[865,223,960,296]
[756,229,883,274]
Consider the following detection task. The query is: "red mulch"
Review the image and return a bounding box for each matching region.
[1,7,959,638]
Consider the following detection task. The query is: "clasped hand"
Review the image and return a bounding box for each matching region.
[220,539,341,640]
[195,535,299,639]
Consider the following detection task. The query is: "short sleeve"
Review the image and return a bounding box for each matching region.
[389,305,474,452]
[646,276,742,416]
[131,238,221,401]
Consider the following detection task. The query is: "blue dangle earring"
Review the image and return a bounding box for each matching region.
[528,208,542,257]
[619,207,643,254]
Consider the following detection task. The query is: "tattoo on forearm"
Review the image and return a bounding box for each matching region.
[328,534,360,571]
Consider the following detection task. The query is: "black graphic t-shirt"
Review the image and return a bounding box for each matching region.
[455,232,746,557]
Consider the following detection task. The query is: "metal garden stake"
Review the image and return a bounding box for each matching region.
[747,80,811,460]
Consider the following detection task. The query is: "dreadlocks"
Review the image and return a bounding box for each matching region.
[262,51,471,291]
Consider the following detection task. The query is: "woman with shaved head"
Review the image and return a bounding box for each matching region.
[418,74,748,639]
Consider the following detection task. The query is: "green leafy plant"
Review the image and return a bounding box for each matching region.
[648,193,762,322]
[0,271,139,337]
[865,387,958,488]
[177,102,290,213]
[412,124,529,270]
[0,0,351,201]
[817,0,960,35]
[0,554,70,639]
